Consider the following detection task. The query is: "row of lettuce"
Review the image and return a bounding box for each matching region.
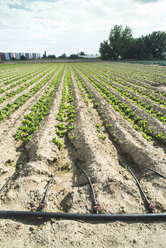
[76,65,166,124]
[0,65,60,122]
[14,65,76,152]
[0,65,56,103]
[0,62,165,148]
[0,64,48,84]
[71,65,165,143]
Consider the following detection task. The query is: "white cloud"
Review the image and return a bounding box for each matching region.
[133,0,160,3]
[0,0,165,55]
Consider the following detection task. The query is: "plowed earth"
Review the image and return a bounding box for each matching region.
[0,62,166,248]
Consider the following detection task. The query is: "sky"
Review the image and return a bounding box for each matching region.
[0,0,166,56]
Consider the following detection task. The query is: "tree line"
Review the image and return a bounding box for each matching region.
[99,25,166,60]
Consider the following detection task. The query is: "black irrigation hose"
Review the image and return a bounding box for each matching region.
[75,161,99,214]
[0,210,166,222]
[38,174,56,211]
[0,173,17,195]
[128,167,154,213]
[148,168,166,180]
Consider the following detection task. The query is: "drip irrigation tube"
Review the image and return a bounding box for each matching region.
[75,160,99,213]
[0,173,17,195]
[128,167,154,213]
[148,168,166,180]
[0,210,166,222]
[38,174,56,211]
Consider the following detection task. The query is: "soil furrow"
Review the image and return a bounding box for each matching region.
[0,65,58,109]
[74,66,166,173]
[82,65,166,109]
[77,66,166,144]
[27,67,66,162]
[0,65,46,87]
[0,62,166,248]
[0,66,62,165]
[64,66,149,214]
[0,65,52,94]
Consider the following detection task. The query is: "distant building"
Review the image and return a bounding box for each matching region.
[25,53,30,59]
[32,53,37,59]
[0,52,5,60]
[78,54,100,59]
[9,52,15,59]
[37,53,41,59]
[5,53,10,60]
[0,52,41,60]
[15,53,20,60]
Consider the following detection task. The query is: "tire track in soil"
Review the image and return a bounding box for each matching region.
[0,65,63,167]
[73,66,166,174]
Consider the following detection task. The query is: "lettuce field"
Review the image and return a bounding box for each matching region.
[0,62,166,247]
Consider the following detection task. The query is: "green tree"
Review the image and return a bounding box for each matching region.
[79,51,85,56]
[69,54,79,59]
[48,55,56,59]
[99,40,113,60]
[20,55,26,60]
[59,53,67,59]
[133,37,150,59]
[109,25,133,59]
[147,31,166,59]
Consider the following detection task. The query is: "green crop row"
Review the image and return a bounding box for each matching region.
[0,65,61,122]
[71,66,107,141]
[1,67,41,85]
[77,67,166,124]
[52,65,75,150]
[78,64,166,107]
[75,66,165,143]
[14,66,65,141]
[0,65,57,104]
[86,62,166,86]
[0,65,52,94]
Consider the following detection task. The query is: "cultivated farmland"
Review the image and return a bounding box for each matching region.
[0,62,166,247]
